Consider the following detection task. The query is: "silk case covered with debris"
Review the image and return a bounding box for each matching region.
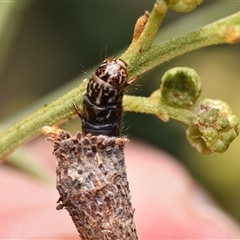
[47,130,137,239]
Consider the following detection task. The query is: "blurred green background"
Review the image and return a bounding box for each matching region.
[1,1,240,223]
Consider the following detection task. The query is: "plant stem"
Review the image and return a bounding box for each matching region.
[123,93,196,124]
[122,11,240,80]
[0,10,239,161]
[122,0,168,63]
[0,81,87,162]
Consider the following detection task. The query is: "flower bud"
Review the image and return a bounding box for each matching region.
[160,67,201,108]
[168,0,202,12]
[187,99,240,154]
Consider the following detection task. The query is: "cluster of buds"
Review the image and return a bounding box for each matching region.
[159,67,239,154]
[187,99,239,154]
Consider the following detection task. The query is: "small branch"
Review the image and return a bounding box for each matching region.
[123,93,196,124]
[0,9,239,160]
[122,11,240,80]
[122,0,168,62]
[0,81,87,162]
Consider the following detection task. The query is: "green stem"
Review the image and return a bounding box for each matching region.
[122,11,240,79]
[0,10,239,161]
[0,82,87,162]
[122,0,168,63]
[123,94,196,124]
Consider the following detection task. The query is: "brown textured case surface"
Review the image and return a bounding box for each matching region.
[50,131,137,240]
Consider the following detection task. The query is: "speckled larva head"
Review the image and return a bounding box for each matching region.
[95,57,128,88]
[87,57,129,106]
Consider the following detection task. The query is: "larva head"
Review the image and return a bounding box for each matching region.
[87,57,129,106]
[95,57,128,88]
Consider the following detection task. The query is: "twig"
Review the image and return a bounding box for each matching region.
[0,4,240,160]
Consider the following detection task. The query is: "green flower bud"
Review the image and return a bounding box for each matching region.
[167,0,203,12]
[187,99,240,154]
[160,67,201,108]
